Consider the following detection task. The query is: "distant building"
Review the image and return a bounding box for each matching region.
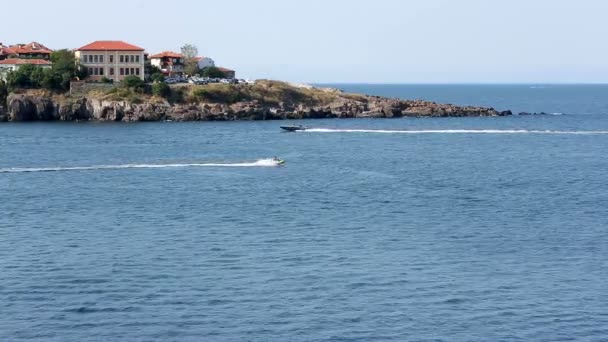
[195,56,215,70]
[7,42,53,60]
[150,51,184,76]
[218,67,236,79]
[74,40,145,82]
[0,58,52,80]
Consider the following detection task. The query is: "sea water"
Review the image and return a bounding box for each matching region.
[1,84,608,341]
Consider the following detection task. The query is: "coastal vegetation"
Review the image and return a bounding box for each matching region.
[3,49,85,93]
[81,79,339,106]
[180,44,199,76]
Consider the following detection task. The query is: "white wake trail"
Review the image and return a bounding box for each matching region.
[303,128,608,135]
[0,159,282,174]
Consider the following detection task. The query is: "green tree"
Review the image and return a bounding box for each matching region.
[30,66,46,88]
[151,73,165,83]
[200,66,226,78]
[181,43,199,76]
[41,69,62,90]
[51,49,87,86]
[51,49,77,75]
[152,82,171,98]
[149,65,162,75]
[6,65,38,89]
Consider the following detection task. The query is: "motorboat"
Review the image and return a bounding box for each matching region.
[280,125,306,132]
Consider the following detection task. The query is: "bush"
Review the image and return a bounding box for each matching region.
[152,82,171,98]
[121,76,145,90]
[151,73,164,83]
[101,77,113,84]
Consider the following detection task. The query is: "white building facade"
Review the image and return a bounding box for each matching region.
[74,40,145,82]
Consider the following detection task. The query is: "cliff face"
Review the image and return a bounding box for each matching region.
[1,89,511,122]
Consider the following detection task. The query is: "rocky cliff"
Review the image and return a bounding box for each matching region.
[0,83,512,122]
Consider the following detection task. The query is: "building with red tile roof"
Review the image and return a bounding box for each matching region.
[150,51,182,59]
[0,58,52,66]
[0,58,52,80]
[75,40,144,52]
[1,42,52,60]
[0,43,14,60]
[217,67,236,79]
[150,51,184,76]
[74,40,145,82]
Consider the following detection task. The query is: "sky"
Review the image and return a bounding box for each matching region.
[2,0,608,83]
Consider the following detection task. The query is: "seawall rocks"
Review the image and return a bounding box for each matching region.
[2,92,511,122]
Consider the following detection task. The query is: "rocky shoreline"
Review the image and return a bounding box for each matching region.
[0,84,512,122]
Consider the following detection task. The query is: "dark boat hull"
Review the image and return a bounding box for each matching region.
[280,126,306,132]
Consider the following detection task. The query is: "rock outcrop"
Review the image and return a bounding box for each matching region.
[1,88,512,122]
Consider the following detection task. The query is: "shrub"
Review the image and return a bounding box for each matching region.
[152,82,171,98]
[151,73,164,83]
[121,76,145,91]
[101,77,114,84]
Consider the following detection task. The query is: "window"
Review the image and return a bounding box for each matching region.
[110,68,114,76]
[110,55,114,63]
[120,55,124,63]
[136,55,140,63]
[125,68,130,75]
[88,55,93,63]
[120,68,124,75]
[99,55,104,63]
[88,67,93,75]
[94,55,98,63]
[99,68,104,76]
[130,55,135,63]
[135,68,140,76]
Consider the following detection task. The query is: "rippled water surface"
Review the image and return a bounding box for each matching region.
[2,85,608,341]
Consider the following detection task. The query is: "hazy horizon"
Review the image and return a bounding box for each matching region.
[2,0,607,83]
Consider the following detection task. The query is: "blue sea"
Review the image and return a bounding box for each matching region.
[1,84,608,341]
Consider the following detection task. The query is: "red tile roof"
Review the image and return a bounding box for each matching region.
[76,40,144,51]
[150,51,182,58]
[0,58,52,65]
[217,67,234,72]
[0,47,15,55]
[8,42,53,54]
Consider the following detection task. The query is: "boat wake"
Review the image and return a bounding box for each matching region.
[0,159,282,174]
[303,128,608,135]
